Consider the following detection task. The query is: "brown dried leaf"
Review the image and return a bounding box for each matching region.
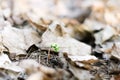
[26,16,48,32]
[0,22,40,55]
[0,53,24,79]
[18,59,40,75]
[111,42,120,60]
[94,26,116,44]
[20,59,62,80]
[39,21,91,56]
[68,64,94,80]
[64,53,98,70]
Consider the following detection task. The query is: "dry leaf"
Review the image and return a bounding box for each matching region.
[69,64,94,80]
[26,72,45,80]
[0,22,40,55]
[39,21,91,56]
[94,25,116,44]
[18,59,40,75]
[104,10,119,25]
[23,59,62,80]
[0,53,24,79]
[64,53,98,70]
[111,42,120,60]
[0,53,24,72]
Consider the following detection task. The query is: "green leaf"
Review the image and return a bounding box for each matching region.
[51,43,60,52]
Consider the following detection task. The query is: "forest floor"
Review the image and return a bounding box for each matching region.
[0,0,120,80]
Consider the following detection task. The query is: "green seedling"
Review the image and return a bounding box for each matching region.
[51,43,60,52]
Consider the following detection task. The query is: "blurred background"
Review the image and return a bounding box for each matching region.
[0,0,120,26]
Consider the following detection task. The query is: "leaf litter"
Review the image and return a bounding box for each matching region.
[0,0,120,80]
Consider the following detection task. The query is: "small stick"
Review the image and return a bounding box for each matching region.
[47,48,51,64]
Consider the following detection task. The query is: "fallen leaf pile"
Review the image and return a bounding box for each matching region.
[0,0,120,80]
